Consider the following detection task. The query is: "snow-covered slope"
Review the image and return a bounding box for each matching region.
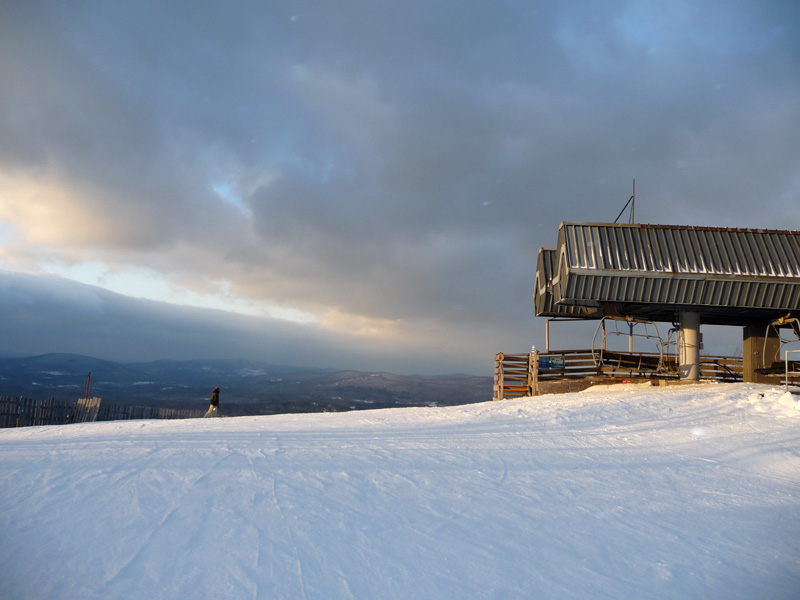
[2,383,799,599]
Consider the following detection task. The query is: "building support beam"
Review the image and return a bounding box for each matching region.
[679,311,701,380]
[743,325,781,383]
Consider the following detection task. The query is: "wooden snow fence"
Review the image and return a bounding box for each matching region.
[73,397,102,423]
[0,396,73,428]
[494,350,746,400]
[96,403,204,422]
[0,395,205,429]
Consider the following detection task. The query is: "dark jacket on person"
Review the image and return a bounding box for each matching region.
[210,388,219,407]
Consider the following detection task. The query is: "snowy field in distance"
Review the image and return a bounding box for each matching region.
[2,382,800,599]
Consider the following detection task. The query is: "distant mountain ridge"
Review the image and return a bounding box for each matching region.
[0,353,492,416]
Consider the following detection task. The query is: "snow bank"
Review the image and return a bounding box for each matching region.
[1,383,799,599]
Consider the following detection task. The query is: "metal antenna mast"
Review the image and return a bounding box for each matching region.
[613,179,636,224]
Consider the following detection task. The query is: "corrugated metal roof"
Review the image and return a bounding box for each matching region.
[535,223,800,325]
[559,223,800,277]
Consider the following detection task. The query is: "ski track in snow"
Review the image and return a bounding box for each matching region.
[1,383,800,599]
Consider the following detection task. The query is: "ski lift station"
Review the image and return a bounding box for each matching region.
[495,222,800,399]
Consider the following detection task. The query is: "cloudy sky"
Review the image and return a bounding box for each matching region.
[1,1,798,375]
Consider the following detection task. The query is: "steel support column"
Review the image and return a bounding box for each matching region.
[679,311,700,381]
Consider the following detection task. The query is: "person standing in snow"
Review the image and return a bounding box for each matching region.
[204,387,220,417]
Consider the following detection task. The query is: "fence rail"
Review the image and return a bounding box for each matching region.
[96,403,204,422]
[0,395,205,429]
[494,349,751,400]
[786,350,800,392]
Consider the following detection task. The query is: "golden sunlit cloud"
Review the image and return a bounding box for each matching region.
[320,308,401,337]
[0,171,120,247]
[37,258,321,324]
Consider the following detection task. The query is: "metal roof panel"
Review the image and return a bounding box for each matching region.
[559,223,800,278]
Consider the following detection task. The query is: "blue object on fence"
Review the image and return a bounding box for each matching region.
[538,356,566,370]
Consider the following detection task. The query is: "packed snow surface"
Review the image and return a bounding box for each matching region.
[2,383,800,599]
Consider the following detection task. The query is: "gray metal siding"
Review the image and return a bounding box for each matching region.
[533,249,553,316]
[560,274,705,306]
[535,248,604,317]
[558,274,800,311]
[701,279,800,309]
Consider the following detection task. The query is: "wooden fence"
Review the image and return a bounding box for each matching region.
[1,397,71,428]
[96,403,204,422]
[0,396,205,429]
[494,349,750,400]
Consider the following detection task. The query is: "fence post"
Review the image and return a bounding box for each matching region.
[787,349,800,392]
[529,350,540,396]
[493,353,504,401]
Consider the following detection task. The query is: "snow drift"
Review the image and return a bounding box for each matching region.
[2,383,799,599]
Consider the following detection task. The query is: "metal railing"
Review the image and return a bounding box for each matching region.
[494,350,744,400]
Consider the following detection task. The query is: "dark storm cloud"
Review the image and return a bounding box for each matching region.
[0,270,468,374]
[1,1,799,372]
